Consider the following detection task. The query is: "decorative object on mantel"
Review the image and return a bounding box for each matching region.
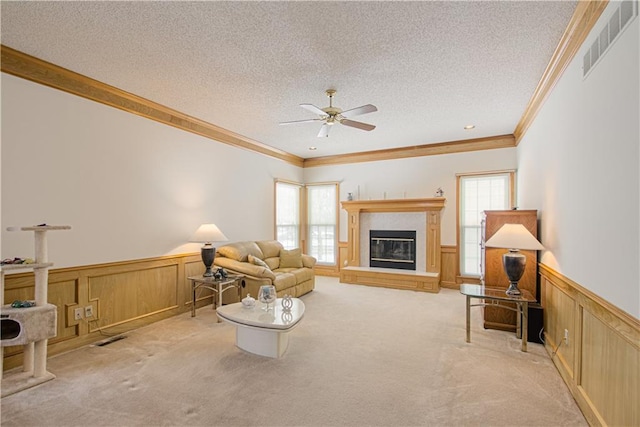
[189,223,229,277]
[484,223,544,296]
[435,187,444,197]
[281,294,293,312]
[242,293,256,308]
[347,192,353,201]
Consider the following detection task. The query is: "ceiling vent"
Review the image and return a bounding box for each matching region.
[583,0,637,77]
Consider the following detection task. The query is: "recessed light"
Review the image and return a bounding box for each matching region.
[309,147,317,151]
[464,125,475,130]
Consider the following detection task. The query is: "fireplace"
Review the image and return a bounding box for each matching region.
[369,230,417,270]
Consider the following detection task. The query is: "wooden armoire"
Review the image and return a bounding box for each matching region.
[482,210,538,331]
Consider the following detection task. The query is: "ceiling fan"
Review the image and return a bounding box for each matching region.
[280,89,377,137]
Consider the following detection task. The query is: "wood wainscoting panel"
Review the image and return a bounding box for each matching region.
[48,278,81,343]
[338,241,348,271]
[2,275,79,358]
[581,310,639,427]
[541,274,577,379]
[340,267,439,293]
[88,265,179,330]
[440,245,458,289]
[313,265,340,277]
[540,263,639,427]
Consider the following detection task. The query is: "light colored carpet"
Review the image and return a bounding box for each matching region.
[1,277,585,426]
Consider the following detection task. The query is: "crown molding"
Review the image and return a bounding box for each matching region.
[1,45,304,168]
[303,134,516,168]
[514,0,608,144]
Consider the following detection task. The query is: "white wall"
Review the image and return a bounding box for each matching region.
[517,3,639,317]
[304,148,517,245]
[1,73,302,269]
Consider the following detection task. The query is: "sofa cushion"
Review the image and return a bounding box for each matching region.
[217,241,263,262]
[256,240,284,259]
[279,248,303,268]
[248,254,270,269]
[214,257,276,280]
[272,272,297,292]
[283,267,314,283]
[264,257,280,270]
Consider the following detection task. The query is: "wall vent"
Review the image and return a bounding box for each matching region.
[583,0,637,78]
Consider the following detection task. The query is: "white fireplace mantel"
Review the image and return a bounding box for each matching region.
[340,198,445,293]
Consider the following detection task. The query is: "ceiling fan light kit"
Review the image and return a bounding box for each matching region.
[280,89,377,137]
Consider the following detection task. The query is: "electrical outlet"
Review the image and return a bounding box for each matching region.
[564,329,569,344]
[85,305,94,318]
[74,308,83,321]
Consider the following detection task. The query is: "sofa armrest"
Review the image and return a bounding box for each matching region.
[214,257,276,280]
[302,254,317,268]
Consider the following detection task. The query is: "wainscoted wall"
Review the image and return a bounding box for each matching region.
[439,245,458,289]
[2,253,217,371]
[540,264,639,427]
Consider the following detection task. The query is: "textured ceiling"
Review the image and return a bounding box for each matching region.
[1,1,577,159]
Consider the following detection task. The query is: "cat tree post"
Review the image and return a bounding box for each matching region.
[1,225,70,397]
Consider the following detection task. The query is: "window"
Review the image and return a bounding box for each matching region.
[275,181,302,250]
[458,172,514,277]
[307,183,338,265]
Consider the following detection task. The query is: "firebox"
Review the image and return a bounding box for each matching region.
[369,230,417,270]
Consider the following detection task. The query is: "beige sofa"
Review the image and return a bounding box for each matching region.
[213,240,316,301]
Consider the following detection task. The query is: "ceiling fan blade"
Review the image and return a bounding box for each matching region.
[300,103,327,116]
[340,104,377,118]
[340,119,376,131]
[317,123,332,138]
[279,118,323,125]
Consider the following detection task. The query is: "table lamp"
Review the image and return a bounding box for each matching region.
[484,223,544,296]
[189,223,228,277]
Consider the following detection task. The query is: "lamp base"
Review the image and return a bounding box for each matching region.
[502,250,526,296]
[201,245,216,277]
[505,282,522,296]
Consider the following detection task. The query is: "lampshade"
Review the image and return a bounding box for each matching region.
[189,223,229,244]
[485,223,544,250]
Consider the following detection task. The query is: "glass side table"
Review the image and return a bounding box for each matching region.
[460,283,536,352]
[188,274,244,317]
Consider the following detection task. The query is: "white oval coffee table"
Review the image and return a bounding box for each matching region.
[216,298,305,358]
